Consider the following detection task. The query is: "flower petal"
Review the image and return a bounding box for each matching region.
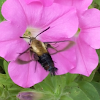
[8,52,48,88]
[0,21,28,61]
[25,0,54,6]
[79,8,100,29]
[19,1,78,39]
[71,0,92,13]
[0,21,26,40]
[55,0,93,13]
[48,41,76,75]
[24,0,40,4]
[80,28,100,49]
[6,0,78,39]
[19,1,76,27]
[40,0,54,6]
[2,0,27,24]
[79,9,100,49]
[39,7,78,41]
[0,39,28,61]
[70,37,98,76]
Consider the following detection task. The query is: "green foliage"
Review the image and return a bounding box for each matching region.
[93,0,100,5]
[91,82,100,95]
[92,0,100,9]
[96,49,100,63]
[79,81,100,100]
[0,0,5,22]
[0,58,100,100]
[34,73,100,100]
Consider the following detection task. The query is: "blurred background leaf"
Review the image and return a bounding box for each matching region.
[0,0,5,22]
[96,49,100,63]
[92,0,100,9]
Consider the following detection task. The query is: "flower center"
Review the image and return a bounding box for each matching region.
[22,27,41,42]
[23,27,40,38]
[74,28,81,37]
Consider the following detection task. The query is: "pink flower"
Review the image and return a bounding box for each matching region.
[25,0,93,13]
[0,0,78,87]
[78,9,100,49]
[69,8,99,76]
[24,0,54,6]
[55,0,93,13]
[42,0,99,77]
[23,0,99,77]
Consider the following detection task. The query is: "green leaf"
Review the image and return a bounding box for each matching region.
[94,0,100,5]
[66,73,79,85]
[88,5,94,9]
[34,83,43,91]
[34,75,54,92]
[0,66,5,74]
[35,75,69,100]
[79,81,100,100]
[91,81,100,96]
[93,67,100,82]
[60,95,73,100]
[43,74,54,88]
[0,57,5,74]
[1,88,10,99]
[0,0,5,22]
[69,87,90,100]
[0,87,3,96]
[96,49,100,63]
[3,60,9,77]
[50,75,66,96]
[0,74,13,86]
[8,87,22,96]
[0,57,4,68]
[82,68,96,82]
[35,80,54,93]
[0,84,23,100]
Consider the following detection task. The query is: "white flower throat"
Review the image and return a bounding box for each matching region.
[24,27,40,37]
[23,27,41,42]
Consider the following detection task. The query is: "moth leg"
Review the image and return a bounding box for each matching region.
[18,47,31,56]
[17,48,38,64]
[28,48,39,61]
[16,53,38,65]
[50,41,75,55]
[45,43,58,52]
[33,53,39,72]
[34,53,39,60]
[30,49,34,59]
[16,59,34,64]
[34,61,37,72]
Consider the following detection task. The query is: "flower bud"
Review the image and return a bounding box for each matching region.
[17,91,43,100]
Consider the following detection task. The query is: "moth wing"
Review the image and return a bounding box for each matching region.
[16,50,35,64]
[44,40,75,54]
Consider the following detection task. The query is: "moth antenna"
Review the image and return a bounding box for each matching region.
[35,27,50,38]
[20,36,30,39]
